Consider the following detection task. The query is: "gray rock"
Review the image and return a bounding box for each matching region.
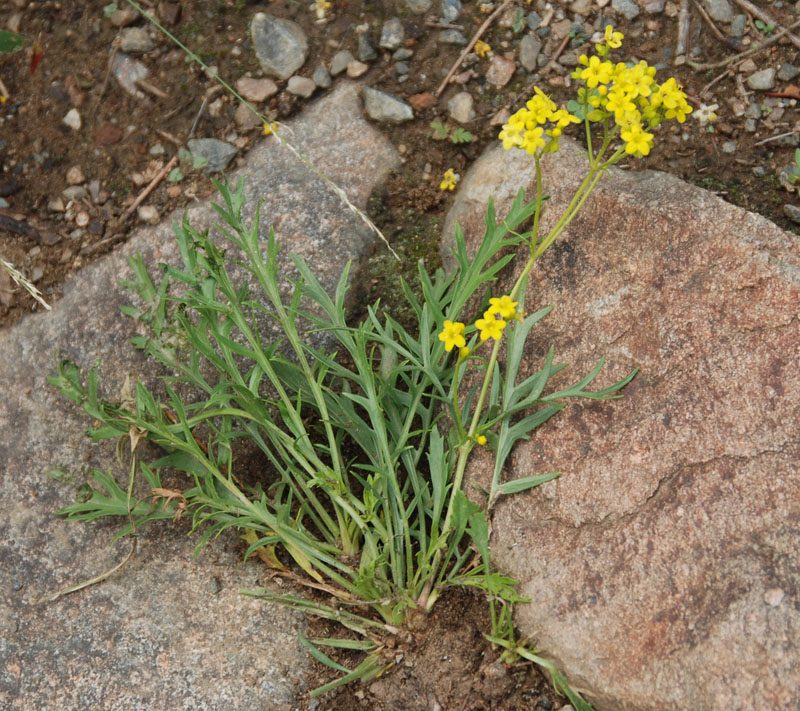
[783,203,800,223]
[287,75,316,98]
[117,26,155,53]
[643,0,665,13]
[744,118,757,133]
[112,52,149,98]
[357,31,377,62]
[0,82,399,711]
[744,101,762,120]
[362,86,414,123]
[722,140,738,153]
[442,0,462,22]
[778,63,800,82]
[569,0,592,14]
[251,12,309,80]
[393,48,414,60]
[448,91,475,123]
[779,165,798,192]
[405,0,432,12]
[439,29,468,45]
[611,0,640,19]
[187,138,238,172]
[527,11,543,30]
[234,101,261,130]
[312,65,332,88]
[110,6,139,26]
[379,18,405,50]
[746,67,777,91]
[704,0,734,23]
[62,185,88,201]
[444,137,800,711]
[330,50,355,76]
[395,61,410,75]
[519,35,542,72]
[730,13,747,37]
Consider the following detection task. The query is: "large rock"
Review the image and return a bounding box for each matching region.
[444,138,800,711]
[250,13,308,80]
[0,82,399,711]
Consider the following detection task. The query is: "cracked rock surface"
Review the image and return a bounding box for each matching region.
[444,139,800,711]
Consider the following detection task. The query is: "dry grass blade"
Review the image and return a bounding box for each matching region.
[0,255,51,311]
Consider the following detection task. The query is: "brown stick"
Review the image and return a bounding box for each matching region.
[686,17,800,71]
[675,0,691,65]
[731,0,800,51]
[690,0,727,44]
[435,0,515,97]
[118,155,179,224]
[135,78,169,99]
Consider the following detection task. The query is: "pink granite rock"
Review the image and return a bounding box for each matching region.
[444,138,800,711]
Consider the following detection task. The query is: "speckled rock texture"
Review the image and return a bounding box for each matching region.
[0,82,399,710]
[444,139,800,711]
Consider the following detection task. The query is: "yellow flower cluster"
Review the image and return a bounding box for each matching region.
[498,25,691,159]
[438,295,519,353]
[498,88,581,156]
[572,26,692,157]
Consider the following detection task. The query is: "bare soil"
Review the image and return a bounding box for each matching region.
[3,0,799,707]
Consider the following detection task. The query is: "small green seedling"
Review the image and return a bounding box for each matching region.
[754,19,775,35]
[430,121,476,144]
[788,148,800,186]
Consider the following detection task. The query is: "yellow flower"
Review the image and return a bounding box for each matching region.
[459,346,471,359]
[438,320,466,352]
[440,168,460,191]
[315,0,331,19]
[0,96,6,104]
[475,40,491,58]
[621,121,653,157]
[476,435,488,445]
[604,25,624,48]
[263,121,279,135]
[475,312,507,341]
[695,102,718,125]
[580,55,613,89]
[488,295,518,319]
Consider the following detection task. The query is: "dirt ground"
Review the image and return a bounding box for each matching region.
[3,0,800,707]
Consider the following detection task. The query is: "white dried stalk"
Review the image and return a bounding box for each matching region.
[0,255,52,311]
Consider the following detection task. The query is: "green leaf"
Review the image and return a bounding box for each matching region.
[450,127,475,144]
[46,466,73,483]
[494,472,560,496]
[0,30,25,53]
[168,167,184,182]
[430,120,450,140]
[102,3,119,18]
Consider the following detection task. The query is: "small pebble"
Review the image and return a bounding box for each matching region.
[110,6,139,26]
[149,143,166,156]
[485,55,516,86]
[746,68,776,91]
[234,77,278,102]
[31,267,43,283]
[448,91,475,123]
[721,140,738,154]
[778,63,800,82]
[48,197,65,212]
[379,18,404,50]
[287,76,316,98]
[730,14,746,38]
[312,66,332,89]
[611,0,640,19]
[138,205,160,224]
[330,50,355,77]
[207,577,223,594]
[393,48,414,61]
[527,11,542,30]
[778,165,797,192]
[441,0,462,22]
[346,61,369,78]
[783,203,800,223]
[705,0,733,23]
[118,26,155,53]
[395,61,409,75]
[62,108,82,131]
[75,211,90,228]
[357,31,377,62]
[439,29,468,45]
[62,185,88,201]
[66,166,85,185]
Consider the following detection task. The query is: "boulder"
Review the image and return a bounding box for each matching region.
[0,82,399,711]
[444,138,800,711]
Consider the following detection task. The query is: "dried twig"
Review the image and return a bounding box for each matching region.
[425,21,465,31]
[700,68,733,96]
[118,155,179,224]
[135,78,169,99]
[754,130,798,146]
[541,34,572,74]
[156,128,183,146]
[0,77,9,100]
[435,0,515,97]
[97,45,118,105]
[675,0,691,65]
[690,0,727,44]
[686,17,800,70]
[188,96,208,140]
[731,0,800,51]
